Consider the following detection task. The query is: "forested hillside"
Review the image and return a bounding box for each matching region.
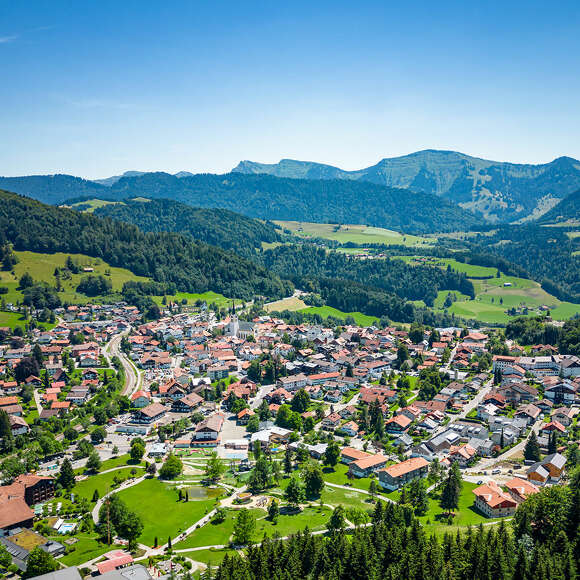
[469,225,580,302]
[93,198,282,258]
[0,174,107,205]
[0,190,292,301]
[263,245,475,306]
[1,172,480,234]
[539,187,580,223]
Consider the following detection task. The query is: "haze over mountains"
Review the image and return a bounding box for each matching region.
[1,149,580,229]
[234,150,580,223]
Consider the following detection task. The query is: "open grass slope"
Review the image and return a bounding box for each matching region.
[151,291,233,308]
[395,255,580,323]
[276,221,435,247]
[0,250,150,306]
[298,305,380,326]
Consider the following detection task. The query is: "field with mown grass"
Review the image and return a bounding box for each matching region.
[276,221,435,247]
[116,478,221,546]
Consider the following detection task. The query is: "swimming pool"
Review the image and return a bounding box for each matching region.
[57,523,76,534]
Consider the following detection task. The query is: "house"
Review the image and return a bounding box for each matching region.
[9,415,29,437]
[378,457,429,491]
[385,414,412,433]
[392,433,414,450]
[131,390,151,408]
[551,407,577,426]
[340,447,370,464]
[0,530,64,572]
[514,403,541,424]
[250,426,291,447]
[192,414,224,446]
[544,381,576,405]
[527,463,551,484]
[237,408,255,425]
[172,392,203,413]
[542,452,567,480]
[498,382,538,405]
[472,481,517,518]
[340,421,359,436]
[505,477,540,503]
[321,412,341,430]
[207,365,229,380]
[448,444,477,467]
[348,454,389,478]
[134,403,168,424]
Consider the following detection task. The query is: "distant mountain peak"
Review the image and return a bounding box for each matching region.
[232,150,580,223]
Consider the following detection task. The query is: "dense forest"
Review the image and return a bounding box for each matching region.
[93,198,282,258]
[0,172,480,233]
[0,190,292,301]
[505,316,580,354]
[468,225,580,302]
[211,473,579,579]
[263,245,475,306]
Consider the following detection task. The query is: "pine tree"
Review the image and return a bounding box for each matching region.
[58,458,76,490]
[548,431,557,455]
[524,431,541,462]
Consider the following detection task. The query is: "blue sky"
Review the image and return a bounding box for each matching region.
[1,0,579,178]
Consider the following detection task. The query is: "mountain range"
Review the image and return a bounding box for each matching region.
[1,149,580,228]
[233,150,580,223]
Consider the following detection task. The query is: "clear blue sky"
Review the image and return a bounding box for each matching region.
[1,0,579,178]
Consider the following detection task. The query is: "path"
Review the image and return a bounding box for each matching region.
[91,475,147,524]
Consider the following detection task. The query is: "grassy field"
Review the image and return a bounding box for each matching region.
[298,305,379,326]
[276,221,435,247]
[0,251,150,305]
[264,295,307,312]
[116,478,220,546]
[395,254,580,324]
[151,291,233,308]
[64,199,124,212]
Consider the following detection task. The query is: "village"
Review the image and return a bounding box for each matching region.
[0,300,579,578]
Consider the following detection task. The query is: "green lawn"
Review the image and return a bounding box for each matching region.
[57,534,116,566]
[298,306,379,326]
[116,478,220,546]
[176,505,331,551]
[0,250,150,305]
[74,466,145,501]
[418,481,502,533]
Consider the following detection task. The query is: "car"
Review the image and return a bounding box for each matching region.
[492,468,501,475]
[477,480,483,484]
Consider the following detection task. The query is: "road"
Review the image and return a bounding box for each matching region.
[104,330,141,397]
